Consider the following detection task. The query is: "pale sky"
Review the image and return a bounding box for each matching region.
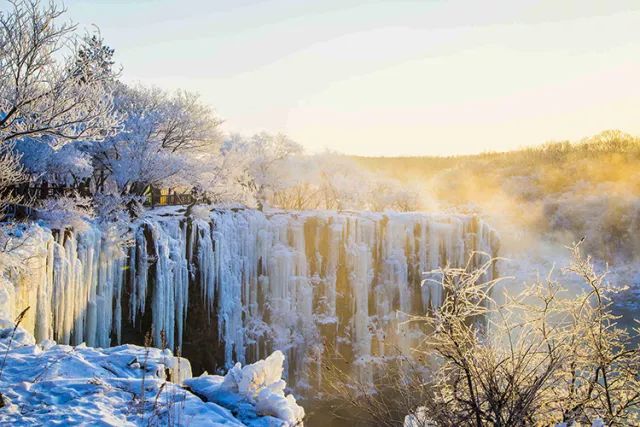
[63,0,640,156]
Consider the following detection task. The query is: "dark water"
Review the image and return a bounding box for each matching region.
[301,399,374,427]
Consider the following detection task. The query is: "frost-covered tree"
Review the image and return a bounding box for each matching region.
[367,177,420,212]
[185,145,247,205]
[271,155,323,210]
[225,133,303,210]
[73,31,117,84]
[325,244,640,426]
[92,84,222,196]
[0,0,119,145]
[14,138,93,186]
[0,142,27,215]
[264,151,422,212]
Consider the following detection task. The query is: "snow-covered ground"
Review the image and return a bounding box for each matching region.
[0,320,304,426]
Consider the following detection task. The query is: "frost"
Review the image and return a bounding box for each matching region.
[36,195,94,232]
[404,407,433,427]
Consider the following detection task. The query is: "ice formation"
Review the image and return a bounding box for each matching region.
[1,208,499,388]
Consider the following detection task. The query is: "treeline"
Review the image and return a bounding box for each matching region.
[356,130,640,262]
[0,0,418,225]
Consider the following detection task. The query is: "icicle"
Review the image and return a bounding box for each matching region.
[1,210,499,390]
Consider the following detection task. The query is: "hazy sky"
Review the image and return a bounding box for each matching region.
[63,0,640,156]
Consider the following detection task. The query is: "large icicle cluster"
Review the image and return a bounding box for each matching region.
[1,208,499,388]
[2,225,126,349]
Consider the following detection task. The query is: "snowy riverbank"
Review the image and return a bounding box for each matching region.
[0,319,304,426]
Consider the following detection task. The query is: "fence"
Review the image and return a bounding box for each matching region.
[4,184,199,209]
[147,192,197,207]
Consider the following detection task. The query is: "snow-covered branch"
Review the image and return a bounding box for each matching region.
[0,0,120,146]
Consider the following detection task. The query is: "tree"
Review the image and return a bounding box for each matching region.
[324,244,640,426]
[0,142,27,215]
[73,31,117,84]
[270,155,322,210]
[226,133,303,210]
[0,0,120,146]
[92,84,222,196]
[157,90,222,153]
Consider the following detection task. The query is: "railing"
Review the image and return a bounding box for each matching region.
[147,192,198,207]
[3,184,201,211]
[7,184,83,200]
[2,203,36,220]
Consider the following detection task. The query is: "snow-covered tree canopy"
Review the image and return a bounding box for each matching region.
[0,0,120,146]
[222,132,303,209]
[92,84,223,195]
[14,138,93,185]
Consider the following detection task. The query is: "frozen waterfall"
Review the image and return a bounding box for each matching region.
[1,208,499,388]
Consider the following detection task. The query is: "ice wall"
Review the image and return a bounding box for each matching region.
[1,209,499,388]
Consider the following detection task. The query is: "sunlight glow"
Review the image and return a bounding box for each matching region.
[64,0,640,155]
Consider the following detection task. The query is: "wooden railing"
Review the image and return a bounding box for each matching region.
[7,183,83,200]
[147,192,197,207]
[4,184,201,210]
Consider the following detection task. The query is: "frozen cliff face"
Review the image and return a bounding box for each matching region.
[0,208,499,389]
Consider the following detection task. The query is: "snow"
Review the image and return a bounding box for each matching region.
[404,407,432,427]
[186,351,304,427]
[0,321,301,426]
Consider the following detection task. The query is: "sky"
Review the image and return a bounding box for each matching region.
[61,0,640,156]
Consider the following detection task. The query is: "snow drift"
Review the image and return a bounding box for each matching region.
[186,350,304,426]
[0,318,298,426]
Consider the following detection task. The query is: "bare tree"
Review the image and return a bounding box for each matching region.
[324,244,640,426]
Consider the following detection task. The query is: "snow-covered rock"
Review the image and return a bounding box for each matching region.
[404,407,432,426]
[0,322,301,426]
[186,351,304,427]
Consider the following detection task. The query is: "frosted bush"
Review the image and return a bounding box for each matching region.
[403,407,433,427]
[37,196,93,232]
